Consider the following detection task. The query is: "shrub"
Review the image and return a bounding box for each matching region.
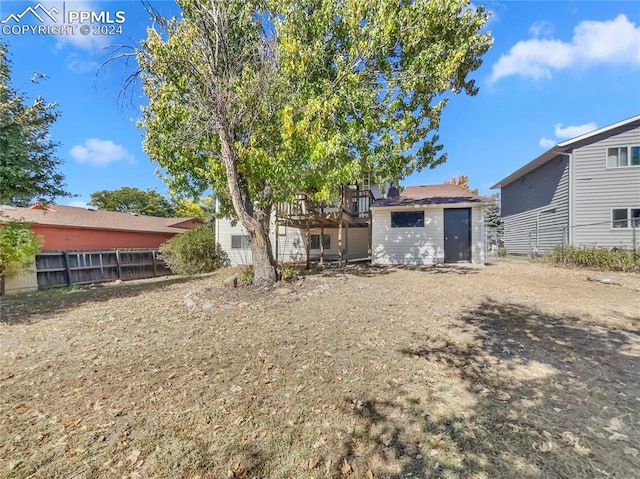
[279,265,298,281]
[0,221,42,276]
[545,244,639,272]
[239,265,254,285]
[159,224,221,275]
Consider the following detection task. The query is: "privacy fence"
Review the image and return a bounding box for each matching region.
[35,248,172,289]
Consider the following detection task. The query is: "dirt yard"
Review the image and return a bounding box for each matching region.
[1,260,638,479]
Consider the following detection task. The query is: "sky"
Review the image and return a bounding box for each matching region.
[1,0,639,208]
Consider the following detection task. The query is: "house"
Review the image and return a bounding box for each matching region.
[0,204,201,251]
[0,204,202,295]
[371,184,487,265]
[492,115,640,254]
[216,183,488,266]
[215,183,384,266]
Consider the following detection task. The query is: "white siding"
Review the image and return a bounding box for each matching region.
[215,219,370,266]
[371,206,485,265]
[572,124,640,248]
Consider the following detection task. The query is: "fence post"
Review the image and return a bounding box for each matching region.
[633,221,637,267]
[152,250,158,277]
[115,249,122,279]
[63,251,72,286]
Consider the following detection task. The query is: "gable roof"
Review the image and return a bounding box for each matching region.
[0,204,202,234]
[492,114,640,189]
[371,184,485,207]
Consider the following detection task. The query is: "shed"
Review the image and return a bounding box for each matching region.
[370,184,487,265]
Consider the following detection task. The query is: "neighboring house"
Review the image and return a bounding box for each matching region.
[216,183,487,266]
[215,183,383,266]
[0,204,201,251]
[492,115,640,254]
[371,184,487,265]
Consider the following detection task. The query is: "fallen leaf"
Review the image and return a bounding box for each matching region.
[341,459,352,475]
[574,443,591,456]
[125,449,141,467]
[624,447,638,457]
[538,441,554,453]
[608,432,629,442]
[365,468,375,479]
[561,431,576,445]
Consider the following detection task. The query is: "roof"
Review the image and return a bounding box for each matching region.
[492,114,640,189]
[371,184,485,207]
[0,204,201,234]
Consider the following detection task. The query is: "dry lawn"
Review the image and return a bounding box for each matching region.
[0,260,639,479]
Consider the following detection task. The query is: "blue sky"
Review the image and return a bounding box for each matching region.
[1,0,639,208]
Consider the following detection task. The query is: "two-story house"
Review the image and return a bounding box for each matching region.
[492,115,640,254]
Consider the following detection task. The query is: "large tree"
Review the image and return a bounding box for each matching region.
[0,42,71,206]
[89,186,175,217]
[137,0,492,285]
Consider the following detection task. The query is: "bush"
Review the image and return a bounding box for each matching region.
[0,221,42,276]
[159,224,221,275]
[545,244,639,272]
[239,265,254,285]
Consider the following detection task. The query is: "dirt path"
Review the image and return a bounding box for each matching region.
[1,260,638,478]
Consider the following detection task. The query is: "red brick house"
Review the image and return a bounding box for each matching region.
[0,204,201,251]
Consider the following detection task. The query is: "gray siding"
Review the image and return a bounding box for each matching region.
[572,124,640,248]
[501,155,569,254]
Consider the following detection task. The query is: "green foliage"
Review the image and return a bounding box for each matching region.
[158,224,221,275]
[136,0,492,284]
[238,265,254,285]
[0,42,71,205]
[173,197,214,222]
[0,221,42,275]
[546,245,639,272]
[89,187,175,217]
[497,247,508,258]
[279,264,298,282]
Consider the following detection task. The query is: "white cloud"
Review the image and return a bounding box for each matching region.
[538,121,598,149]
[529,21,554,38]
[491,14,640,82]
[70,138,134,166]
[67,55,99,74]
[539,137,556,149]
[554,122,598,139]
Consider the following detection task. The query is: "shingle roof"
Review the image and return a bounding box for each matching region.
[371,184,485,207]
[0,204,201,234]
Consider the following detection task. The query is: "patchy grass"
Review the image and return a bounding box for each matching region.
[0,261,638,478]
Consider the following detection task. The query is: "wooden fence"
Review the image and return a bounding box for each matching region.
[35,249,172,289]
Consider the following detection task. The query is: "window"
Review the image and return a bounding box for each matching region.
[391,211,424,228]
[310,234,331,249]
[612,208,640,229]
[607,146,640,168]
[231,235,249,248]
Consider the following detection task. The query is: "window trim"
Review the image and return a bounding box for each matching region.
[610,207,640,230]
[231,235,249,249]
[390,210,425,228]
[605,145,640,169]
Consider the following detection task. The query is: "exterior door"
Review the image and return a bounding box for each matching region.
[444,208,471,262]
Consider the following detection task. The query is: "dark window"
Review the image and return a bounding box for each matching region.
[607,146,640,168]
[391,211,424,228]
[310,234,331,249]
[231,235,249,248]
[612,208,640,229]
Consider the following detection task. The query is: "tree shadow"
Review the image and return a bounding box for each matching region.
[338,300,639,478]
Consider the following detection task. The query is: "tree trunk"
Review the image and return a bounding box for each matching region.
[217,121,278,286]
[249,218,277,286]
